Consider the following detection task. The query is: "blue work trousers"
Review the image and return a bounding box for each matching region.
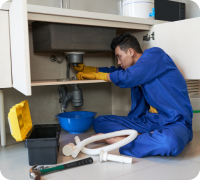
[93,115,193,158]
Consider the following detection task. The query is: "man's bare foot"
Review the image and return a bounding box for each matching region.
[91,131,144,144]
[91,131,152,144]
[91,133,104,143]
[91,133,127,144]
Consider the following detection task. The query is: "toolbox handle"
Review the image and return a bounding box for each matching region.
[26,126,35,139]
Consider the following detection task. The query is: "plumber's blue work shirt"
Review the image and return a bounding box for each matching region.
[104,47,193,126]
[97,47,193,158]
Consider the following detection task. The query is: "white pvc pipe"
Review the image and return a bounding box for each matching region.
[70,130,138,158]
[0,89,6,147]
[100,150,132,164]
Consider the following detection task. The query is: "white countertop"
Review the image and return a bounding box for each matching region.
[1,2,167,26]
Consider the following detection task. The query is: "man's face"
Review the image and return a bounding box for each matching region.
[115,46,135,70]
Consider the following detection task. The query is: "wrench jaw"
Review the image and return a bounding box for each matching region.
[29,165,41,179]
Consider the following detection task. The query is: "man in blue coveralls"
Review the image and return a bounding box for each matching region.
[74,32,193,158]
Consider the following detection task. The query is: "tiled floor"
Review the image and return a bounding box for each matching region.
[0,129,200,180]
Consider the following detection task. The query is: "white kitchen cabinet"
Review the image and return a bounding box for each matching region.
[0,11,12,88]
[0,10,12,147]
[0,0,199,147]
[1,0,165,96]
[130,18,200,80]
[9,0,31,95]
[152,18,200,79]
[1,0,200,94]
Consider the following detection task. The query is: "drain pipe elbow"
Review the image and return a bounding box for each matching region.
[61,92,72,112]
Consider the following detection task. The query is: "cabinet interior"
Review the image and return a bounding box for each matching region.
[26,20,151,121]
[28,21,149,86]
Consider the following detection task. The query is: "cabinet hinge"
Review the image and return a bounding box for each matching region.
[143,32,155,41]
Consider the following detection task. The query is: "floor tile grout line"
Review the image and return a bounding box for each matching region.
[178,149,200,162]
[62,170,77,180]
[187,158,200,165]
[108,151,200,180]
[0,142,23,148]
[1,132,200,180]
[0,151,28,161]
[108,159,170,180]
[187,149,200,156]
[32,151,200,180]
[59,171,76,180]
[60,156,182,180]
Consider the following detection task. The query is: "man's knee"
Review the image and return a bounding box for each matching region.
[165,135,181,155]
[155,129,184,156]
[95,115,106,120]
[93,115,129,134]
[93,115,110,133]
[93,115,107,126]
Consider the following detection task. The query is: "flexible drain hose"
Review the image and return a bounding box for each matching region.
[70,130,138,158]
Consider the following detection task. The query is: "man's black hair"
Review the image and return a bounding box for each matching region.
[111,32,143,53]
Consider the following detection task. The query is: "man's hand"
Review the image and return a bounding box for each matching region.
[107,73,111,82]
[73,63,97,73]
[76,72,110,81]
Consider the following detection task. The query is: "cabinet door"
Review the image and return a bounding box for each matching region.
[0,11,12,88]
[9,0,31,95]
[151,17,200,79]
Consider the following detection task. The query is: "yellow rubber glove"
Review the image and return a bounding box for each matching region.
[140,84,158,114]
[73,64,96,73]
[76,72,108,81]
[149,106,158,114]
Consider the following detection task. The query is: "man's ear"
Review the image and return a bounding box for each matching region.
[129,48,134,56]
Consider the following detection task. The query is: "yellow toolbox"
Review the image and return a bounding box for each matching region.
[8,100,61,165]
